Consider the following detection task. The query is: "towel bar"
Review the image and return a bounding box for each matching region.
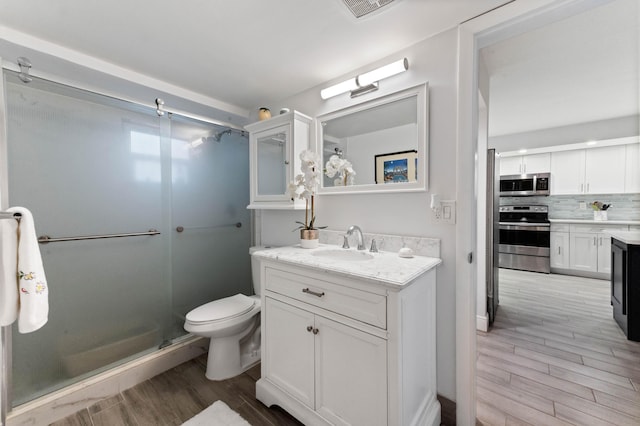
[38,229,161,244]
[0,211,21,220]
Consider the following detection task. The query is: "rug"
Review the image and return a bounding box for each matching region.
[182,401,251,426]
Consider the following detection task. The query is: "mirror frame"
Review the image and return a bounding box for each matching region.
[315,83,428,195]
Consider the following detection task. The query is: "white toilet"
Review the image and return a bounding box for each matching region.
[184,247,263,380]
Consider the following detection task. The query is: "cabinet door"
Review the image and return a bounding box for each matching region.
[523,153,550,174]
[551,150,585,195]
[569,232,598,272]
[500,156,523,175]
[314,316,387,426]
[597,234,612,273]
[263,297,315,408]
[253,124,290,201]
[625,143,640,193]
[585,145,626,194]
[550,232,570,269]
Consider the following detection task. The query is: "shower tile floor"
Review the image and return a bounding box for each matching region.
[51,355,302,426]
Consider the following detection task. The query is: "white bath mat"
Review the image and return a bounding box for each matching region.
[182,400,251,426]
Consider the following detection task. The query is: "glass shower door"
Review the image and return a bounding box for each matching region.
[5,75,171,405]
[168,116,251,339]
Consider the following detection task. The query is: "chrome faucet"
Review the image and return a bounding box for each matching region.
[344,225,365,250]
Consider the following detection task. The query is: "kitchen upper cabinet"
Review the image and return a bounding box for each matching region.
[625,143,640,193]
[500,153,550,175]
[246,111,311,209]
[550,150,585,195]
[550,146,626,195]
[585,145,626,194]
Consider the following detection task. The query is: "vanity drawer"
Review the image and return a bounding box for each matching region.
[264,267,387,329]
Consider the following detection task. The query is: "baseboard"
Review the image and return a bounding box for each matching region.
[550,268,608,280]
[437,394,456,426]
[7,336,208,426]
[476,313,489,332]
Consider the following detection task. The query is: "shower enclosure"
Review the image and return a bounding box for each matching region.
[1,71,251,407]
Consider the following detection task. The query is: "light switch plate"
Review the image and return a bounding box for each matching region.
[435,200,456,224]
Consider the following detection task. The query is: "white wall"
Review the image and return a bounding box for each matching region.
[258,28,460,400]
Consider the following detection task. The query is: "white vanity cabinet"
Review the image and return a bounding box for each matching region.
[254,249,441,426]
[245,111,311,209]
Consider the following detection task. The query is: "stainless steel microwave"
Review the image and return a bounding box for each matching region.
[499,173,550,197]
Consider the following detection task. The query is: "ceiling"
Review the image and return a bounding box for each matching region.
[0,0,636,141]
[0,0,509,113]
[482,0,639,139]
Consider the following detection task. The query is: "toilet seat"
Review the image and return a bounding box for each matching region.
[186,294,256,324]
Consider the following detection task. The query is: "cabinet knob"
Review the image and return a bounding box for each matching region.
[306,326,313,332]
[284,160,290,165]
[312,328,319,335]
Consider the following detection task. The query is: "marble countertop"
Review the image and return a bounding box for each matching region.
[549,219,640,225]
[607,231,640,245]
[253,244,442,288]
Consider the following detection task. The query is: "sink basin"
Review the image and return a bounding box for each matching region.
[311,249,374,261]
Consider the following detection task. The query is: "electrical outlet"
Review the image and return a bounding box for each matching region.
[579,202,587,210]
[434,207,442,220]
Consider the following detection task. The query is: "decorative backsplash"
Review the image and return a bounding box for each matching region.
[319,229,441,258]
[500,193,640,220]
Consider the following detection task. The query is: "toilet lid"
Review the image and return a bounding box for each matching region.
[186,294,256,323]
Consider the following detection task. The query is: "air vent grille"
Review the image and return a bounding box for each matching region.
[342,0,397,18]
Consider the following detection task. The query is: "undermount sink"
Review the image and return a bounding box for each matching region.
[311,249,374,261]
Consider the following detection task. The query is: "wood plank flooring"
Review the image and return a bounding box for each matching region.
[477,269,640,426]
[51,355,302,426]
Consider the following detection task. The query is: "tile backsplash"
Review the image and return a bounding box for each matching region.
[500,193,640,220]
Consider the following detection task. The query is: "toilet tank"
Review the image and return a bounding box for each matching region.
[249,246,266,296]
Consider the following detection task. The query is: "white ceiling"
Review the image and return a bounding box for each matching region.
[0,0,509,112]
[0,0,637,141]
[482,0,639,138]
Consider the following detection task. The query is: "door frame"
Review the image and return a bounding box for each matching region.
[455,0,614,423]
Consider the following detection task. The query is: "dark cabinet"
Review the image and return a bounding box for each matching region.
[612,238,640,341]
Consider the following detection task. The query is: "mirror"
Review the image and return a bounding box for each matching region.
[316,83,428,194]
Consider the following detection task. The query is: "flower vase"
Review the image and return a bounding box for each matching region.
[594,210,608,221]
[300,229,319,249]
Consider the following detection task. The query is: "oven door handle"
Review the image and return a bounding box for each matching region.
[499,223,551,232]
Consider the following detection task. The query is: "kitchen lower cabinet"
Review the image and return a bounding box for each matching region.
[256,261,440,426]
[612,238,640,341]
[567,224,628,277]
[550,231,570,269]
[569,232,599,273]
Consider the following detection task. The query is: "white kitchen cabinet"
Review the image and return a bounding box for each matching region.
[625,143,640,193]
[500,153,550,175]
[550,150,585,195]
[569,232,599,273]
[255,255,440,426]
[584,145,626,194]
[550,231,570,269]
[551,146,626,195]
[245,111,311,209]
[568,224,628,275]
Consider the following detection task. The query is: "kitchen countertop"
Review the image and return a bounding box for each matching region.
[607,231,640,245]
[549,219,640,226]
[253,244,442,288]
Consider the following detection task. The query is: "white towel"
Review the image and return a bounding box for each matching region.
[0,216,19,326]
[7,207,49,333]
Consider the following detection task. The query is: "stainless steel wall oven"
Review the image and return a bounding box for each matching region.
[499,205,550,273]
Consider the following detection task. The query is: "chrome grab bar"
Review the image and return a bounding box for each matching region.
[38,229,160,244]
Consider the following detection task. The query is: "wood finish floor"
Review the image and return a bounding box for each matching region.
[51,355,302,426]
[477,269,640,426]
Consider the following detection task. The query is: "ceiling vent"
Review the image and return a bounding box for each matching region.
[342,0,398,18]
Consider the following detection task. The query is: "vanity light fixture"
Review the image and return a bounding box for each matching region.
[320,57,409,100]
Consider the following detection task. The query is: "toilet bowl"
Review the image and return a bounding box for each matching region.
[184,247,264,380]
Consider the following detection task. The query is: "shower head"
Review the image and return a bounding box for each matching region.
[213,129,233,142]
